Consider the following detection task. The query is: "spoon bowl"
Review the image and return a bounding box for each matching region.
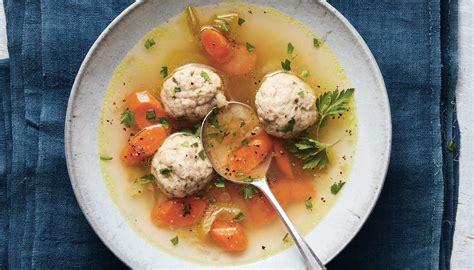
[200,102,326,270]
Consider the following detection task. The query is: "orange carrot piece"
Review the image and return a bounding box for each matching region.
[218,44,257,76]
[245,180,291,226]
[273,138,295,179]
[289,180,315,203]
[151,198,207,228]
[209,220,248,252]
[200,28,232,63]
[228,132,273,174]
[126,91,171,131]
[120,125,168,166]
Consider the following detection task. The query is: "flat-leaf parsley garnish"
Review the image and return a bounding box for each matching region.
[120,108,134,128]
[246,42,255,52]
[287,42,294,54]
[160,66,168,77]
[156,117,170,129]
[144,38,156,49]
[281,59,291,71]
[214,178,226,188]
[100,155,113,161]
[313,38,320,48]
[135,174,156,184]
[305,198,313,210]
[200,71,211,83]
[243,185,257,200]
[159,167,171,176]
[286,137,330,170]
[232,212,245,221]
[315,88,354,138]
[198,150,206,160]
[238,17,246,26]
[277,118,295,133]
[330,181,346,195]
[221,21,230,32]
[170,235,179,245]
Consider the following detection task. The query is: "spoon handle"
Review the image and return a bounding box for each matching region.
[253,180,326,270]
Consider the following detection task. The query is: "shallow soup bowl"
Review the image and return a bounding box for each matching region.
[65,0,391,268]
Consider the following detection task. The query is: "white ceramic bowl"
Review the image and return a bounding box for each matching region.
[65,0,391,268]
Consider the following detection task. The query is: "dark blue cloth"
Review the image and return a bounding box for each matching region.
[0,0,459,269]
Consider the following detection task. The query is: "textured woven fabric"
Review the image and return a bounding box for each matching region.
[0,0,459,269]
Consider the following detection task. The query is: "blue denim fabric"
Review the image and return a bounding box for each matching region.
[0,0,459,269]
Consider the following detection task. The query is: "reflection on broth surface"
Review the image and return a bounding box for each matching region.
[98,2,357,265]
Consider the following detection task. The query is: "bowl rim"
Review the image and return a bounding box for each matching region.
[65,0,392,267]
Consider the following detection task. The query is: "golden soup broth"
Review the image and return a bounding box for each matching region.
[99,2,357,265]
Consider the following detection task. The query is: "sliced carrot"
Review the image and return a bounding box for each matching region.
[228,132,273,174]
[151,198,207,228]
[126,91,171,131]
[289,180,315,203]
[209,219,247,252]
[120,125,168,166]
[200,28,232,63]
[245,179,291,226]
[273,138,295,179]
[218,44,257,76]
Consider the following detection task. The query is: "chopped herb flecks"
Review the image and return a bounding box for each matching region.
[238,17,246,26]
[301,70,310,78]
[200,71,211,83]
[198,150,206,160]
[298,91,305,98]
[287,42,294,54]
[214,178,226,188]
[277,118,295,133]
[243,185,257,200]
[313,38,320,48]
[159,167,171,176]
[221,21,230,32]
[100,155,113,161]
[173,87,181,93]
[146,109,156,121]
[305,198,313,211]
[233,212,245,221]
[208,196,217,204]
[331,181,346,195]
[144,38,156,49]
[156,117,170,129]
[135,174,156,184]
[241,138,249,146]
[160,66,168,77]
[120,108,134,128]
[246,42,255,52]
[281,59,291,71]
[170,235,179,245]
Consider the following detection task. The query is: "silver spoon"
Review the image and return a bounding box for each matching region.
[200,101,326,270]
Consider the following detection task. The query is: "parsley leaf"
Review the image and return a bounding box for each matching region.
[221,21,230,32]
[100,155,113,161]
[120,108,134,128]
[330,181,346,195]
[233,212,245,221]
[287,42,294,54]
[170,235,179,245]
[182,203,191,216]
[286,137,330,170]
[315,88,354,138]
[200,71,211,83]
[301,70,310,78]
[305,198,313,210]
[241,138,249,146]
[238,17,246,26]
[198,150,206,160]
[159,167,171,176]
[313,38,320,48]
[190,142,199,148]
[281,59,291,71]
[144,38,156,49]
[214,178,226,188]
[173,87,182,93]
[156,117,170,129]
[146,109,156,121]
[246,42,255,52]
[135,174,156,184]
[277,118,295,133]
[298,91,305,98]
[243,185,257,200]
[160,66,168,77]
